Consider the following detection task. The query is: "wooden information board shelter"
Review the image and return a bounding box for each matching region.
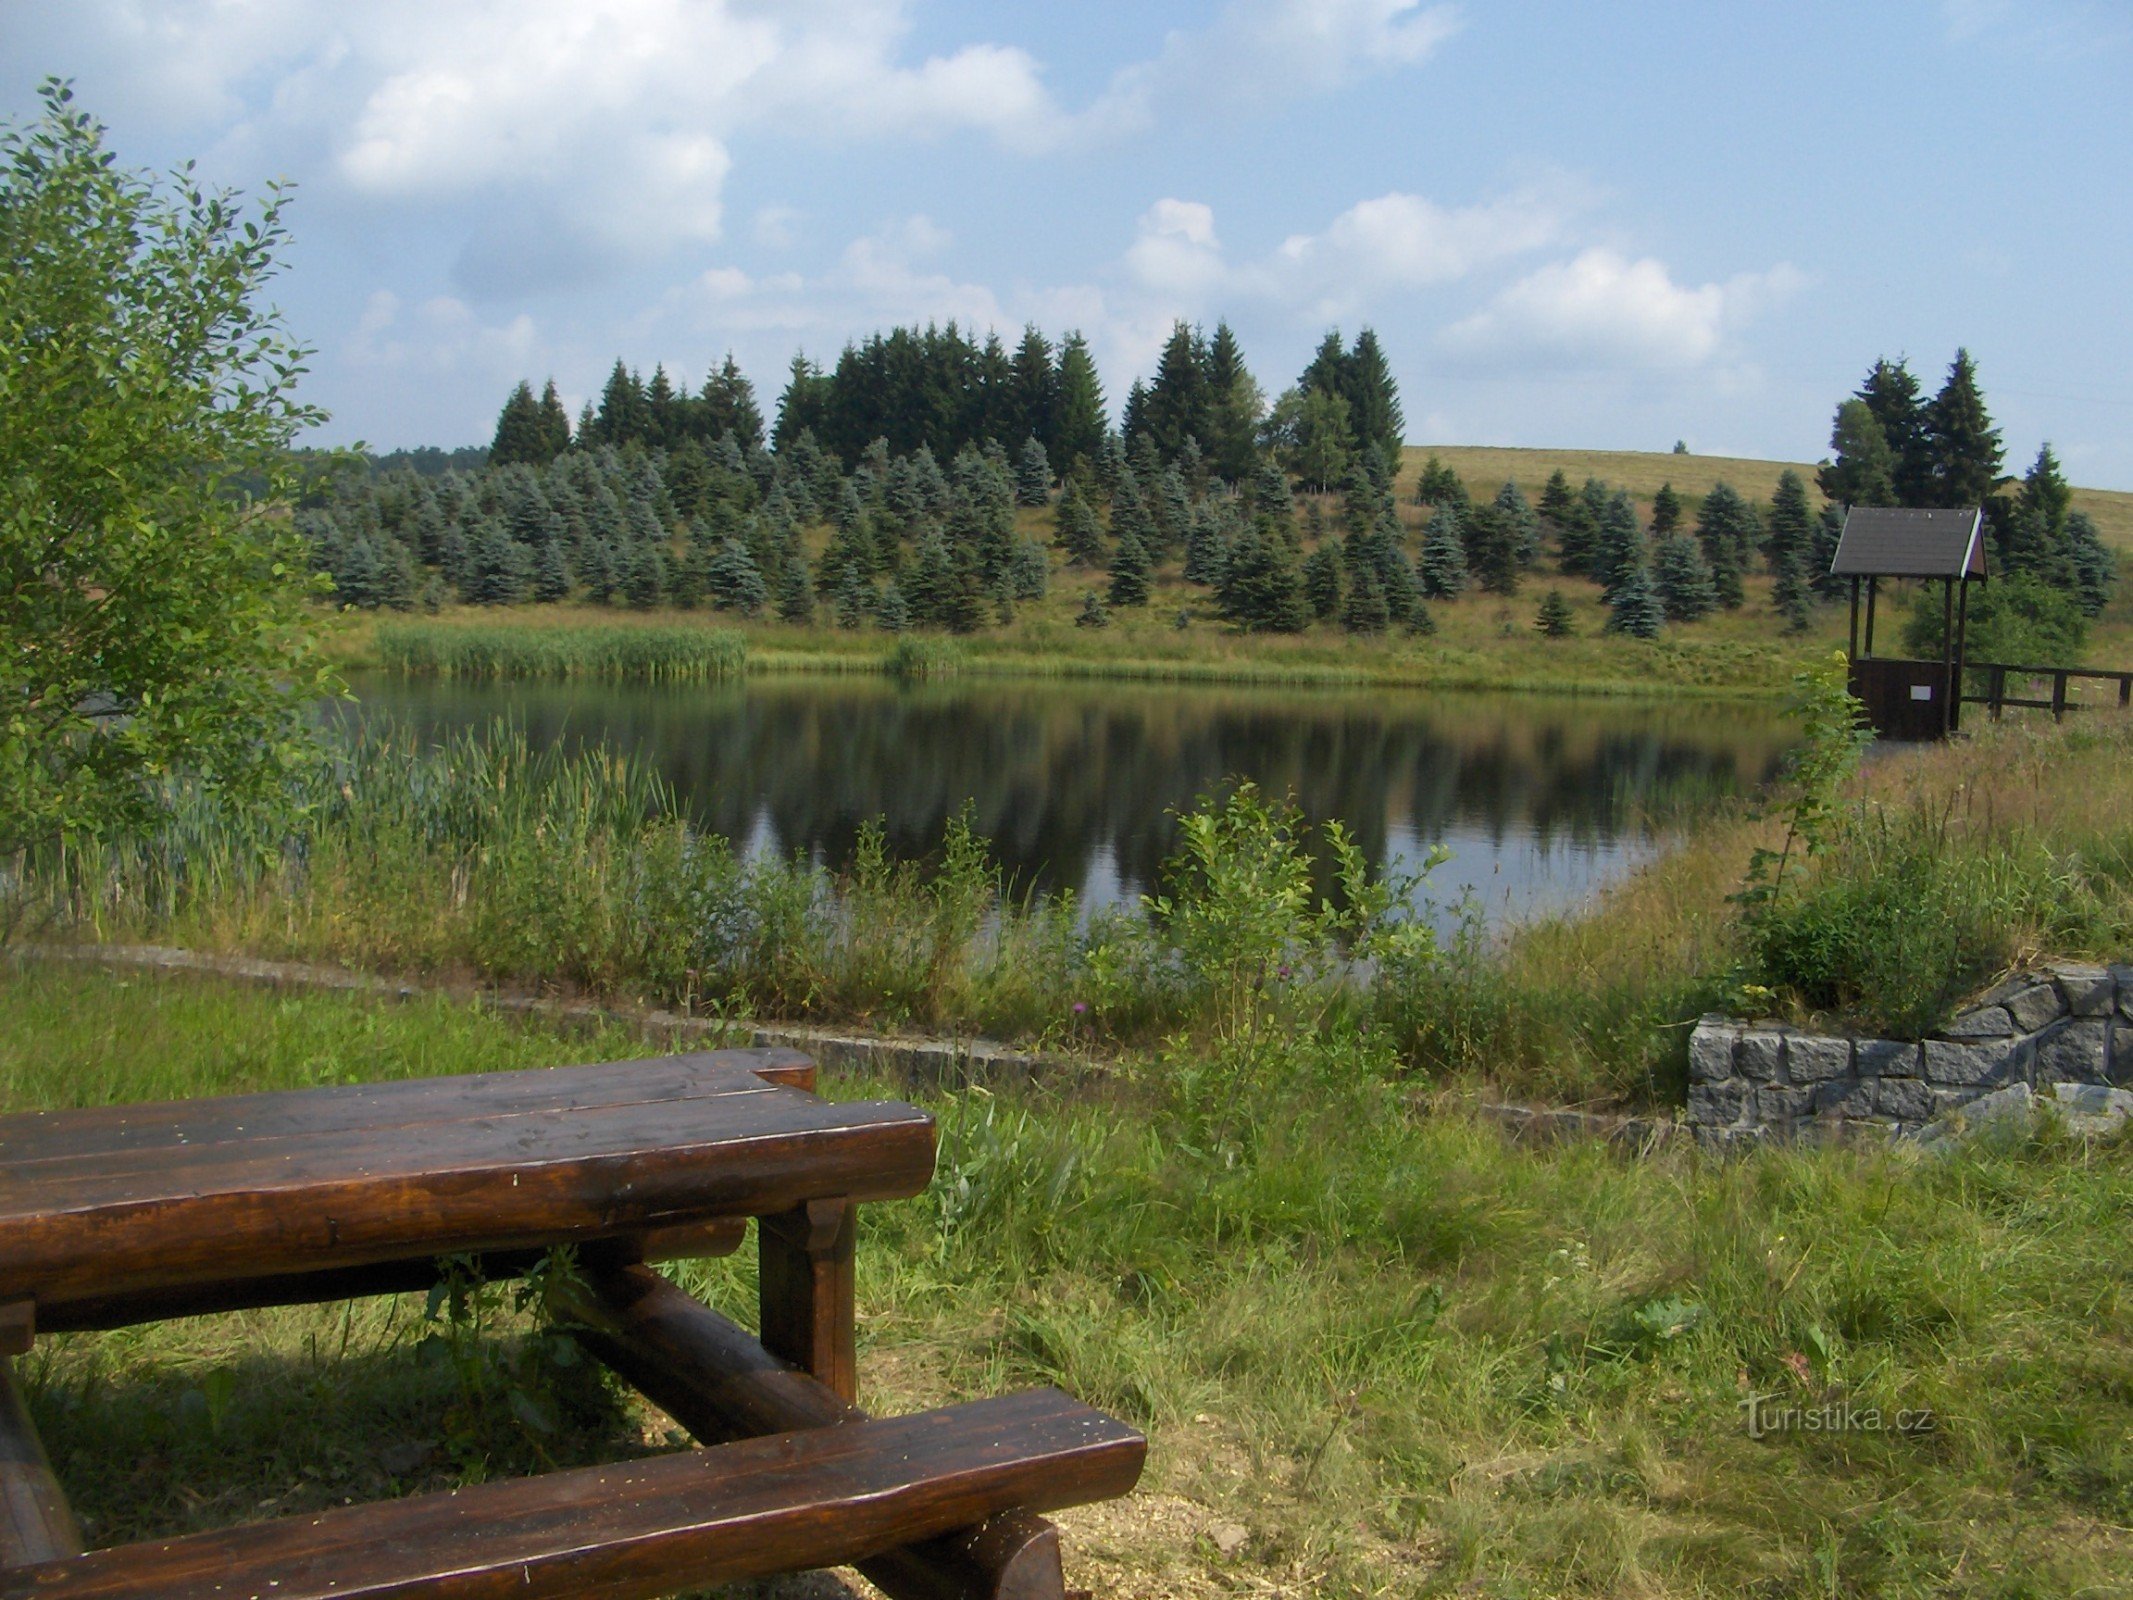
[1829,506,1986,740]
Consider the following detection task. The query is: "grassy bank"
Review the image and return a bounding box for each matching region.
[333,597,1831,700]
[6,961,2129,1597]
[15,702,2133,1111]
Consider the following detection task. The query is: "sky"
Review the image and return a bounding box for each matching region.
[6,1,2132,486]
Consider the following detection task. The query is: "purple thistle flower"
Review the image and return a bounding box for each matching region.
[1071,1000,1088,1015]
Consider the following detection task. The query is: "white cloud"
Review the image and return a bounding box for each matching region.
[1095,0,1459,130]
[1125,200,1226,297]
[345,289,543,378]
[1440,248,1806,371]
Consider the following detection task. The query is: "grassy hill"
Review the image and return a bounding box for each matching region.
[1405,443,2133,556]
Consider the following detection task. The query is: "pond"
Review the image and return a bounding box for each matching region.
[345,674,1797,936]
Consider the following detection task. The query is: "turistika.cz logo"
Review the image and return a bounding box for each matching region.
[1738,1394,1937,1440]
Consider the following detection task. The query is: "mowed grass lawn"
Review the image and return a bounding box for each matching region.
[6,961,2130,1598]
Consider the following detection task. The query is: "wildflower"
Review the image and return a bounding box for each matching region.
[1071,1001,1088,1015]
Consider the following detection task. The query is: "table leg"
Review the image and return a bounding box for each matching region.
[758,1197,857,1404]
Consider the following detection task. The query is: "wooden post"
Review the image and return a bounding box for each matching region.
[759,1197,858,1404]
[1952,577,1973,733]
[2052,671,2069,721]
[1940,578,1957,736]
[2120,672,2130,709]
[1990,665,2006,720]
[1863,576,1879,658]
[0,1362,82,1568]
[1848,576,1861,662]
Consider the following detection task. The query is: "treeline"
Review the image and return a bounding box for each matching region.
[489,319,1405,491]
[1820,350,2113,618]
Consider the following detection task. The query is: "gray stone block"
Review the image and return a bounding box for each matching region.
[1688,1080,1751,1127]
[2049,1082,2133,1136]
[1736,1030,1785,1083]
[1814,1078,1874,1117]
[1941,1006,2015,1040]
[1855,1038,1922,1077]
[2004,982,2066,1033]
[2035,1018,2110,1086]
[1757,1085,1816,1123]
[2112,966,2133,1021]
[1871,1076,1935,1121]
[1922,1037,2028,1087]
[1982,972,2041,1008]
[2111,1018,2132,1087]
[1688,1019,1741,1084]
[1786,1034,1852,1083]
[2053,964,2114,1017]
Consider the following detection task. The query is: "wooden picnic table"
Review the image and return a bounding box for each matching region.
[0,1048,1144,1599]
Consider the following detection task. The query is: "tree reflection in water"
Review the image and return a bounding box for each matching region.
[345,675,1795,938]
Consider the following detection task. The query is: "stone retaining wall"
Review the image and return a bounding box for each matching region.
[1689,964,2133,1145]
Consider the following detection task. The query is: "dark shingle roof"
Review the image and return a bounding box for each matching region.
[1829,507,1986,579]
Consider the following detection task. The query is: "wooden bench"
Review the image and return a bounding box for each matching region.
[0,1048,1145,1599]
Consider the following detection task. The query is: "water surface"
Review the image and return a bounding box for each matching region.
[347,674,1795,935]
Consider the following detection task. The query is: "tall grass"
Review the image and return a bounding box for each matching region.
[1737,711,2133,1034]
[374,620,746,682]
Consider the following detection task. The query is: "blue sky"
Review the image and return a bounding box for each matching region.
[6,1,2131,485]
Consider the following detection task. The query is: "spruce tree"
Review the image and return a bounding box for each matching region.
[1591,491,1643,601]
[903,529,955,625]
[2067,512,2117,617]
[1694,482,1751,609]
[1053,335,1106,477]
[1604,563,1665,639]
[1343,327,1405,475]
[1007,538,1049,601]
[1009,325,1057,464]
[876,582,911,632]
[1418,504,1470,599]
[1469,502,1520,596]
[1650,482,1683,537]
[775,553,814,623]
[706,538,767,614]
[1182,505,1229,586]
[1857,357,1933,506]
[460,517,530,604]
[1340,566,1391,633]
[1216,527,1307,632]
[1923,348,2002,509]
[489,381,549,467]
[531,537,573,602]
[1203,320,1264,484]
[1810,504,1847,600]
[1053,478,1103,566]
[1493,479,1541,569]
[623,540,668,609]
[1014,436,1052,506]
[1108,526,1152,607]
[1771,546,1812,633]
[1302,541,1343,620]
[1652,534,1716,622]
[1764,469,1814,576]
[832,567,874,629]
[1535,589,1574,638]
[1075,589,1110,628]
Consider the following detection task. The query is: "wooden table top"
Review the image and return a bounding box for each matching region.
[0,1049,936,1315]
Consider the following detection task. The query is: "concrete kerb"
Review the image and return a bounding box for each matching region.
[13,942,1082,1093]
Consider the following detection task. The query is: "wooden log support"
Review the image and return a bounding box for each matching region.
[758,1196,858,1403]
[0,1362,81,1568]
[560,1263,1094,1600]
[33,1222,747,1335]
[0,1390,1145,1600]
